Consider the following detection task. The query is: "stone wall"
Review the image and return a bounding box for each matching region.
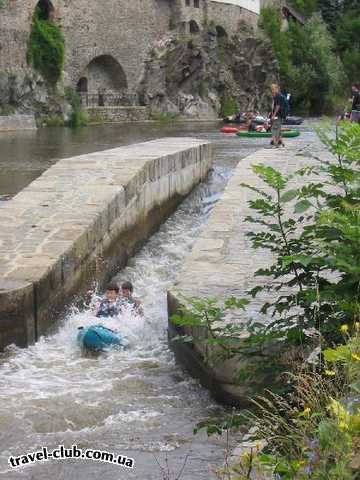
[168,138,327,406]
[0,0,173,91]
[0,115,37,131]
[208,1,259,33]
[0,0,262,93]
[0,138,213,351]
[86,106,149,123]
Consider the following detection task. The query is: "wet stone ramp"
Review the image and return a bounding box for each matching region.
[0,138,213,350]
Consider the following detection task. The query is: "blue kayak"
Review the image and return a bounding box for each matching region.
[77,324,128,352]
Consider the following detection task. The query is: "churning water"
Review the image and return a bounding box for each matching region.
[0,121,315,479]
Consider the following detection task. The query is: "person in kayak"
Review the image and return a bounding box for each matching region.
[95,283,121,318]
[119,281,144,316]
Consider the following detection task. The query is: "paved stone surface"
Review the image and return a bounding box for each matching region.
[168,134,332,405]
[170,137,331,319]
[0,137,213,350]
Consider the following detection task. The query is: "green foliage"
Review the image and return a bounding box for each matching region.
[335,12,360,84]
[288,16,346,114]
[150,112,180,123]
[289,0,317,17]
[27,10,65,84]
[65,87,88,129]
[258,7,291,81]
[180,123,360,479]
[241,122,360,343]
[171,296,250,360]
[220,94,239,118]
[259,8,346,114]
[43,115,64,127]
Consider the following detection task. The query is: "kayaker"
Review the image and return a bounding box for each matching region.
[119,281,144,316]
[95,283,121,318]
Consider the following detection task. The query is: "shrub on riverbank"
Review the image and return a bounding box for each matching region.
[65,87,88,128]
[218,328,359,479]
[172,122,360,478]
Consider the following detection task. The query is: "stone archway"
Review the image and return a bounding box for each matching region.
[216,26,227,39]
[35,0,54,21]
[76,77,88,93]
[189,20,200,35]
[85,55,128,92]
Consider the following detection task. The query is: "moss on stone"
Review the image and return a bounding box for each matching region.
[27,10,65,85]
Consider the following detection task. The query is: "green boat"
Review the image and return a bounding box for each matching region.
[236,130,300,138]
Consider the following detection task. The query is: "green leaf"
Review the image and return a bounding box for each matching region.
[280,189,298,203]
[294,199,312,214]
[324,344,351,363]
[282,254,315,268]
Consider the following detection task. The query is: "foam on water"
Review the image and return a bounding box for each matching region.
[0,165,233,478]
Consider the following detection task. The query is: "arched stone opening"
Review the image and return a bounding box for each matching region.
[216,26,227,39]
[86,55,128,92]
[35,0,54,21]
[189,20,200,35]
[76,77,88,93]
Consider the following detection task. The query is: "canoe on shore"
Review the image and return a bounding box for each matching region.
[236,130,300,138]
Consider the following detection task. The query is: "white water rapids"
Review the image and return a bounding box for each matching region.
[0,122,315,479]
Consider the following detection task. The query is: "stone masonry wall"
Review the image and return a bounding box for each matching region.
[0,115,37,131]
[0,0,261,94]
[0,138,213,351]
[85,106,149,123]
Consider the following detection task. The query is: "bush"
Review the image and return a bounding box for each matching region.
[27,12,65,84]
[65,87,88,128]
[259,8,347,114]
[335,12,360,84]
[186,122,360,480]
[220,94,239,117]
[289,0,317,16]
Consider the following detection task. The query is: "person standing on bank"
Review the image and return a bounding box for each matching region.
[270,84,285,148]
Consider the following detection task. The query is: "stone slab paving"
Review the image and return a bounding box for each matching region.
[168,134,332,404]
[0,137,213,349]
[170,136,331,318]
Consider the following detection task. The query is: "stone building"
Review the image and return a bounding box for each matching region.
[0,0,262,100]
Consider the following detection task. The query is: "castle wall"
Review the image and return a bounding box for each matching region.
[208,1,259,33]
[0,0,261,94]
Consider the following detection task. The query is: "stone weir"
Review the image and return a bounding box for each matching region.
[168,140,324,407]
[0,138,213,351]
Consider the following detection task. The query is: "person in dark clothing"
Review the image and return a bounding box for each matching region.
[95,283,121,318]
[270,84,284,147]
[350,84,360,123]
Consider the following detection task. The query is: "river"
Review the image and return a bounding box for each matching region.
[0,121,315,479]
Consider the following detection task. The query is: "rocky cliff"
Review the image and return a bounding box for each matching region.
[138,26,279,119]
[0,71,71,122]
